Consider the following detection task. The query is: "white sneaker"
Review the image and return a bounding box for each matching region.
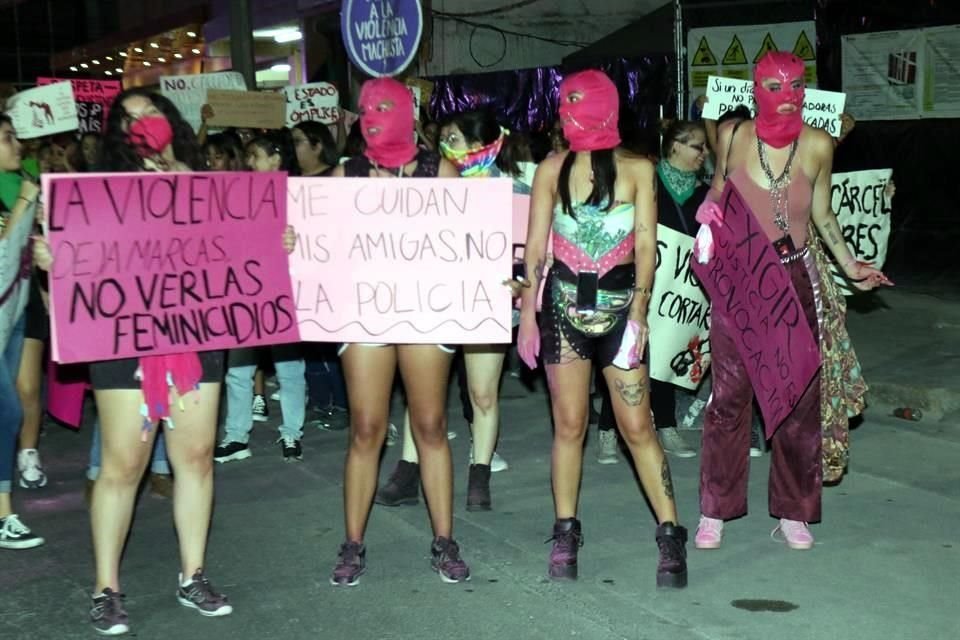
[468,448,509,472]
[270,390,281,402]
[596,429,619,464]
[385,422,398,447]
[17,449,47,489]
[658,427,697,458]
[252,394,269,422]
[0,514,45,549]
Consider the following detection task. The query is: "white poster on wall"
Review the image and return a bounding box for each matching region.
[841,29,924,121]
[687,21,817,111]
[159,71,247,132]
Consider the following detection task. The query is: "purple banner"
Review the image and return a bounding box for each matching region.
[341,0,423,77]
[691,181,820,434]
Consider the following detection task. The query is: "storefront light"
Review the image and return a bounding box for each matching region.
[115,68,123,73]
[70,66,78,71]
[174,53,183,59]
[119,51,128,57]
[143,61,152,67]
[150,42,159,48]
[187,31,197,37]
[80,63,89,68]
[105,71,113,76]
[158,57,166,62]
[271,63,292,72]
[134,47,143,53]
[192,48,201,54]
[274,30,302,43]
[92,59,100,65]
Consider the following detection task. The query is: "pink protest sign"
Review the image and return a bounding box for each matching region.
[512,192,549,311]
[288,177,513,344]
[37,78,121,134]
[43,172,300,363]
[691,181,820,435]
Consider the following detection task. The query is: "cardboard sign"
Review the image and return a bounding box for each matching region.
[43,172,299,363]
[207,89,286,130]
[691,181,820,435]
[5,82,79,138]
[702,76,847,137]
[288,177,513,344]
[283,82,340,126]
[37,78,121,134]
[649,226,712,390]
[159,72,247,132]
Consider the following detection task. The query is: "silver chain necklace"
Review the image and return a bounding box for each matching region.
[756,137,798,235]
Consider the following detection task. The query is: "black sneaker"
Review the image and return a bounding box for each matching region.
[431,537,471,583]
[0,514,45,549]
[330,541,366,586]
[176,570,233,617]
[278,436,303,462]
[90,588,129,636]
[213,441,251,464]
[252,394,269,423]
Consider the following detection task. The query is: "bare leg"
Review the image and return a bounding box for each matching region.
[463,345,507,465]
[545,359,593,519]
[15,338,45,451]
[341,346,396,541]
[602,365,679,525]
[90,389,157,592]
[398,346,454,537]
[162,383,220,578]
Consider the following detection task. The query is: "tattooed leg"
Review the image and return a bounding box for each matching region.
[661,458,675,499]
[615,379,648,406]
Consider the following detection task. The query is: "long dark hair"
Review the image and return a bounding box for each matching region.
[246,129,298,174]
[440,109,525,177]
[99,88,202,171]
[293,121,339,168]
[661,119,705,158]
[557,149,617,218]
[203,132,244,170]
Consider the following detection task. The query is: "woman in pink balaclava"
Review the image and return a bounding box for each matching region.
[692,52,891,552]
[324,77,470,587]
[517,70,688,588]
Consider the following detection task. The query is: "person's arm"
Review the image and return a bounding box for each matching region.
[1,180,39,240]
[629,158,657,349]
[808,129,891,290]
[335,108,348,156]
[708,121,735,201]
[197,104,214,146]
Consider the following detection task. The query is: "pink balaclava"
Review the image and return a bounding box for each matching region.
[359,78,417,169]
[754,51,806,148]
[558,70,622,152]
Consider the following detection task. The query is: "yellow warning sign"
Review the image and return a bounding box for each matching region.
[793,30,815,61]
[753,33,779,63]
[691,37,718,67]
[722,35,748,65]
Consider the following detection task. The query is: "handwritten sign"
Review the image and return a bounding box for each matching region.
[207,89,286,129]
[691,181,820,435]
[702,76,846,136]
[42,172,300,363]
[159,72,247,132]
[37,78,121,134]
[289,177,513,344]
[341,0,423,77]
[283,82,340,126]
[829,168,893,294]
[649,226,712,390]
[5,82,79,138]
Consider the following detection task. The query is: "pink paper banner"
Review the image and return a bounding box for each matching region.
[43,171,300,363]
[37,78,121,134]
[691,181,820,435]
[289,177,513,344]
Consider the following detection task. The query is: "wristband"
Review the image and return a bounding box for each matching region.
[634,286,653,297]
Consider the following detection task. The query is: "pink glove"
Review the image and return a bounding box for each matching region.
[517,320,541,370]
[612,320,641,370]
[695,200,724,227]
[693,224,715,264]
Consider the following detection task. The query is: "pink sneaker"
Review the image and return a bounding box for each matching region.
[773,519,814,550]
[694,516,723,549]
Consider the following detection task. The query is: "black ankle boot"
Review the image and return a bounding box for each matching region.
[466,464,492,511]
[547,518,583,580]
[374,460,420,506]
[655,522,688,588]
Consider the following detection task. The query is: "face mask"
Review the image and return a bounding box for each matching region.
[128,115,174,157]
[440,128,506,177]
[558,70,621,152]
[359,78,417,169]
[754,52,806,148]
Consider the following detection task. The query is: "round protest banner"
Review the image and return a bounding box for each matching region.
[341,0,423,77]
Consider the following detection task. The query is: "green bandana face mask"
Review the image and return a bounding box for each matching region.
[657,160,697,205]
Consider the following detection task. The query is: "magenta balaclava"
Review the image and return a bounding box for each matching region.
[558,70,622,152]
[753,51,806,148]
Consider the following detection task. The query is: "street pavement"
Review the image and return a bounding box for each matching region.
[1,288,957,640]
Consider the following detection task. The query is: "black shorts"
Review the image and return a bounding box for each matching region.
[90,350,225,391]
[23,277,49,343]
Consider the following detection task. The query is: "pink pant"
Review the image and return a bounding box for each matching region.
[699,258,822,523]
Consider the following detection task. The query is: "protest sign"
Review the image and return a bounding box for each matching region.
[691,181,821,435]
[288,177,513,344]
[829,168,893,294]
[159,72,247,132]
[42,172,299,363]
[341,0,423,77]
[207,89,286,129]
[6,82,79,138]
[702,76,846,136]
[37,78,120,134]
[283,82,340,126]
[649,226,712,390]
